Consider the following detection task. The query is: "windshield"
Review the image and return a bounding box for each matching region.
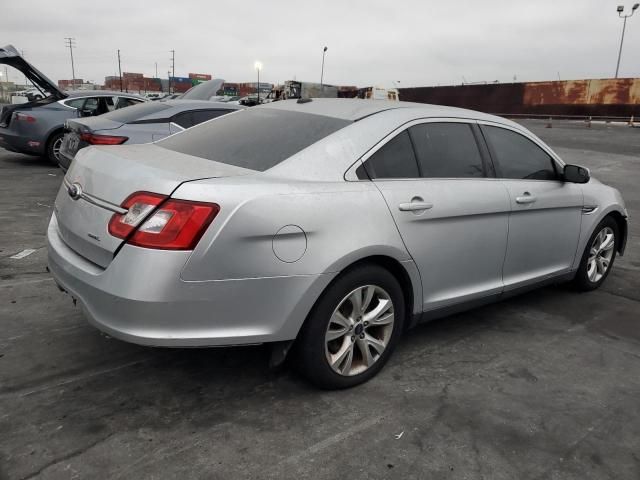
[157,108,351,171]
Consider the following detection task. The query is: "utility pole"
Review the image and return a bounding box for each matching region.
[615,4,639,78]
[64,37,76,89]
[169,50,175,94]
[117,49,123,92]
[155,62,158,78]
[320,46,328,86]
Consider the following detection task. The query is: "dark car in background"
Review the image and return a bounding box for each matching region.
[59,100,244,171]
[0,45,145,164]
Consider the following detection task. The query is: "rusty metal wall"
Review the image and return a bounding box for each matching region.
[399,78,640,117]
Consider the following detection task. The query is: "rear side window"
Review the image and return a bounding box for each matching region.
[65,98,85,109]
[362,130,419,179]
[101,102,171,123]
[191,109,228,125]
[172,112,194,129]
[483,126,558,180]
[157,109,350,171]
[409,123,484,178]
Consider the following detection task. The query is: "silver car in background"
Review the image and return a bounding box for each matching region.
[1,43,145,165]
[47,99,628,389]
[59,100,244,171]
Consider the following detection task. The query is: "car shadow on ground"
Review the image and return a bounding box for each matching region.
[61,283,579,398]
[1,152,55,168]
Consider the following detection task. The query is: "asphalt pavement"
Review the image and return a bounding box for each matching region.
[0,120,639,479]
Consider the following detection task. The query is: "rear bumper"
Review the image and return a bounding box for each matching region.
[46,213,334,347]
[0,128,44,155]
[58,150,73,171]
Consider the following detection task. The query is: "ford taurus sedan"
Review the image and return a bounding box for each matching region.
[47,99,628,389]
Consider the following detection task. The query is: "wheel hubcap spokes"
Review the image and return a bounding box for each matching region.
[587,227,615,283]
[53,138,63,160]
[325,285,394,376]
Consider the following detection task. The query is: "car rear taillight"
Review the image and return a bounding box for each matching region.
[80,132,128,145]
[108,191,219,250]
[14,113,36,123]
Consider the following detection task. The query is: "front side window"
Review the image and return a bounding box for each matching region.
[361,130,419,179]
[483,126,558,180]
[409,122,484,178]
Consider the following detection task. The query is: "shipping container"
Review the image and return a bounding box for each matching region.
[189,73,212,80]
[399,78,640,117]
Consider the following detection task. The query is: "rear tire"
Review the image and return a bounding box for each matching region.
[573,216,618,291]
[294,264,405,389]
[46,132,64,166]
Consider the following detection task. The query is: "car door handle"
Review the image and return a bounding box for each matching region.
[399,201,433,211]
[515,193,537,204]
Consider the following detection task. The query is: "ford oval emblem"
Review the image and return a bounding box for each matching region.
[67,182,82,200]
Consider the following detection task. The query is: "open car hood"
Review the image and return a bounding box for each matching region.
[0,44,67,100]
[180,79,225,101]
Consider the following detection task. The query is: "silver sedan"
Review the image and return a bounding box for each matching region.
[47,99,628,389]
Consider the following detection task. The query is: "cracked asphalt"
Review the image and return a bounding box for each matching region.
[1,120,639,479]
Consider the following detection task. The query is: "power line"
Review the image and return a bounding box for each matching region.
[64,37,76,88]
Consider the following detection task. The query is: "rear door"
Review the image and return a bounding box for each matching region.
[480,123,583,289]
[362,119,511,312]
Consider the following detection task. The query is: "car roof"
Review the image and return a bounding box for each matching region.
[261,98,516,126]
[65,90,146,99]
[160,99,244,110]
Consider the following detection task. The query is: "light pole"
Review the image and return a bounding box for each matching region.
[254,61,262,104]
[615,3,639,78]
[320,46,328,86]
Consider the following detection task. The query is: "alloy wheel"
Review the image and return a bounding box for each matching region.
[52,137,63,161]
[324,285,395,376]
[587,226,615,283]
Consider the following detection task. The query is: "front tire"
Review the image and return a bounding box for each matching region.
[295,264,405,389]
[574,216,618,291]
[46,132,65,166]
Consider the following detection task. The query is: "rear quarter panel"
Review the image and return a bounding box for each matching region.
[176,177,414,281]
[9,103,76,153]
[96,123,170,144]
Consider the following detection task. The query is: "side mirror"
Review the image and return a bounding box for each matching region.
[79,109,94,118]
[564,164,590,184]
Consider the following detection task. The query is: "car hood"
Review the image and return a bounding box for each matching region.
[0,45,67,100]
[181,79,225,101]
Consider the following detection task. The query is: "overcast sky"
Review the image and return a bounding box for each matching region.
[3,0,640,88]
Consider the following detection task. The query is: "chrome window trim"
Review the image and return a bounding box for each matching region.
[476,120,566,173]
[344,117,483,182]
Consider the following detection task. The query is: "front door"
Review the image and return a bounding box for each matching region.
[360,121,511,312]
[480,124,583,289]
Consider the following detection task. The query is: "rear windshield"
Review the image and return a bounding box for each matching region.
[157,108,351,171]
[101,102,171,123]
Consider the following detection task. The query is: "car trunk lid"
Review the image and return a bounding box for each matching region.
[54,143,253,267]
[0,45,67,101]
